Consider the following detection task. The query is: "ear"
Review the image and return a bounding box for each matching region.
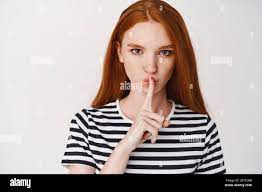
[115,41,124,63]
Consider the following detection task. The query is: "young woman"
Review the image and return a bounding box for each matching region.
[61,0,226,174]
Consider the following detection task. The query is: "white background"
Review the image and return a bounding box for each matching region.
[0,0,261,173]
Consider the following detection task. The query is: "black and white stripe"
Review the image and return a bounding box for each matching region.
[61,99,226,174]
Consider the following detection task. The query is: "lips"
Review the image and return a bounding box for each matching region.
[143,76,158,83]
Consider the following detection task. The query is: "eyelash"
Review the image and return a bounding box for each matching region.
[130,49,174,56]
[160,50,173,56]
[130,49,143,55]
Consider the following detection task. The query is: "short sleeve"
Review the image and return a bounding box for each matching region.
[61,112,96,169]
[195,115,226,174]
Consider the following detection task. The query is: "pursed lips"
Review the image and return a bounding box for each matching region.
[143,76,158,84]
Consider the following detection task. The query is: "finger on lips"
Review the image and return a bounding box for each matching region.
[140,76,170,142]
[141,76,154,112]
[141,76,154,140]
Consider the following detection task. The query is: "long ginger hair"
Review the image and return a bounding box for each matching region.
[91,0,208,115]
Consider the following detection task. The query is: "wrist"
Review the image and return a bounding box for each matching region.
[118,137,134,155]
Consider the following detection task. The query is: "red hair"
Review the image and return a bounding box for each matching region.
[91,0,208,115]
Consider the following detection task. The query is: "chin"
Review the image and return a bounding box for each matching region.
[142,85,162,94]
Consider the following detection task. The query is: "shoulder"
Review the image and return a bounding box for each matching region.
[173,102,216,130]
[84,100,118,117]
[173,102,208,120]
[70,100,118,126]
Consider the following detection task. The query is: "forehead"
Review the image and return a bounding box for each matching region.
[122,21,172,48]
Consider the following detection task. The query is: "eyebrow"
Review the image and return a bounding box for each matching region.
[127,43,174,49]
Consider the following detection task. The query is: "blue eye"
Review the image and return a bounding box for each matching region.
[159,50,173,56]
[130,49,143,55]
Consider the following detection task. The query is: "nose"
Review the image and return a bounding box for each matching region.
[143,53,157,74]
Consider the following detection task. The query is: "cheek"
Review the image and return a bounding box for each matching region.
[123,54,143,81]
[159,58,175,76]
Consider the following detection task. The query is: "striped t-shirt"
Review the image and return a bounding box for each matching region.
[61,99,226,174]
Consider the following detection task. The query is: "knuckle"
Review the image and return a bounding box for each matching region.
[152,128,158,135]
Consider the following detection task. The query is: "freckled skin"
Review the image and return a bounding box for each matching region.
[116,21,175,95]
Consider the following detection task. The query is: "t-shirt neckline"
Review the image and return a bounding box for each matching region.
[115,98,176,124]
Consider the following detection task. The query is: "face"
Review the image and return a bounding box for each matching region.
[116,21,175,94]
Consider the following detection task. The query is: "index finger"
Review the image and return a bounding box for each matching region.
[142,76,154,112]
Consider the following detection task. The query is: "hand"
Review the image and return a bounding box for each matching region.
[122,76,170,152]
